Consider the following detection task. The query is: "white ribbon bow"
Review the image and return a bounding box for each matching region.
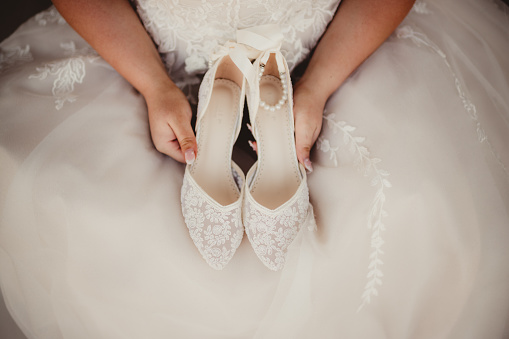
[209,24,285,89]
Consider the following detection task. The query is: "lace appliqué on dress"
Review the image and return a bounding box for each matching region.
[29,41,99,110]
[317,113,392,311]
[134,0,340,83]
[34,6,67,26]
[411,0,432,15]
[243,0,340,71]
[396,25,509,179]
[0,45,33,74]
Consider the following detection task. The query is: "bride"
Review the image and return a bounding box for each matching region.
[1,0,508,338]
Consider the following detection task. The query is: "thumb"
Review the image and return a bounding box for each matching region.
[294,119,314,173]
[173,121,197,165]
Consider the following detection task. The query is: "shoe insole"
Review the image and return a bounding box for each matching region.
[191,79,241,206]
[250,75,301,209]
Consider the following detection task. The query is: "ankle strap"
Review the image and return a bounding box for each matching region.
[208,24,285,88]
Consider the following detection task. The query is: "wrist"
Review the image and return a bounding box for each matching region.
[296,53,351,103]
[294,75,330,106]
[139,74,178,100]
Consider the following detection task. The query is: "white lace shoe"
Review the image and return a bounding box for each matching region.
[181,50,249,270]
[243,43,315,271]
[243,164,312,271]
[181,163,245,270]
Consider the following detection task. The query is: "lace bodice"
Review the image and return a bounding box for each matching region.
[134,0,340,85]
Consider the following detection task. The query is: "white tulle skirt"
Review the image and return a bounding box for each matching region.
[1,0,509,338]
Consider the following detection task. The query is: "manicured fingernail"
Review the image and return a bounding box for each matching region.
[185,149,195,165]
[304,158,313,173]
[248,140,257,153]
[247,123,253,134]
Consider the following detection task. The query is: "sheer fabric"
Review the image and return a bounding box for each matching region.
[1,0,509,338]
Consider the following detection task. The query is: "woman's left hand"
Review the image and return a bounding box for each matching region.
[292,80,328,173]
[289,0,416,173]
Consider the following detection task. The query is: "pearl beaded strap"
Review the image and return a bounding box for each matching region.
[258,63,288,112]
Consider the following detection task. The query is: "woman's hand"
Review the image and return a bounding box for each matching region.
[293,80,328,173]
[290,0,415,172]
[52,0,197,163]
[144,83,197,164]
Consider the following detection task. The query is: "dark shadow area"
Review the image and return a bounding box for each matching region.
[1,0,52,42]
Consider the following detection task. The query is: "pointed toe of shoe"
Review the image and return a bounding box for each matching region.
[181,169,245,270]
[243,171,312,271]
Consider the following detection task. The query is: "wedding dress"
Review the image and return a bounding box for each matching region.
[1,0,509,338]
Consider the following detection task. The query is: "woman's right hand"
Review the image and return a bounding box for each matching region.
[144,82,197,164]
[52,0,197,163]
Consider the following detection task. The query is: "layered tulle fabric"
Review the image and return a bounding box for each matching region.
[1,0,509,338]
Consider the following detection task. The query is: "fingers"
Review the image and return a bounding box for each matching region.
[148,80,323,168]
[146,85,198,164]
[172,119,197,165]
[153,114,196,164]
[292,85,325,174]
[248,140,257,153]
[151,123,186,163]
[294,111,316,173]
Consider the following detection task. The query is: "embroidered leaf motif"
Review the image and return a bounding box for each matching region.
[411,0,432,14]
[34,6,67,26]
[319,114,392,311]
[0,45,33,74]
[396,24,508,179]
[29,41,98,110]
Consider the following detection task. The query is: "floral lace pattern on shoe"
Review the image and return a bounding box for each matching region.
[181,165,245,270]
[243,166,312,271]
